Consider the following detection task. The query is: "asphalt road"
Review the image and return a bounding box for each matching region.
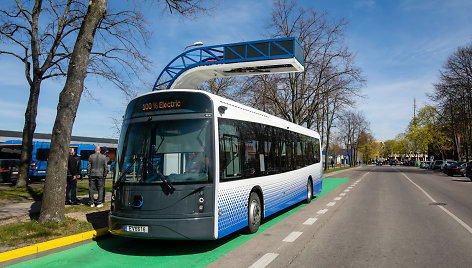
[208,165,472,268]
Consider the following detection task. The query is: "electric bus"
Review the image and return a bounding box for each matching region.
[109,89,322,239]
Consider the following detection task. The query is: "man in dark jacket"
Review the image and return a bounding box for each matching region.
[87,146,108,208]
[66,148,81,205]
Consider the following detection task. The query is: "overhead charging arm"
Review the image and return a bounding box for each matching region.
[153,37,305,90]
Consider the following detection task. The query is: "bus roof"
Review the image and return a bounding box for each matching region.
[129,89,320,139]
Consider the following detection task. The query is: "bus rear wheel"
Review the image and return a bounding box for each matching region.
[306,180,313,203]
[246,192,262,234]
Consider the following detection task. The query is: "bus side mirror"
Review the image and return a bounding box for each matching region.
[218,106,227,115]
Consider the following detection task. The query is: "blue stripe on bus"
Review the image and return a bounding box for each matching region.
[217,168,322,238]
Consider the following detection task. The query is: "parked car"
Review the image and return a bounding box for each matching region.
[443,162,467,177]
[420,161,431,169]
[432,160,444,170]
[441,160,457,172]
[0,159,19,183]
[466,162,472,181]
[432,160,456,171]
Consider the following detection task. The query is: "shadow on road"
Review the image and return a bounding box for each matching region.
[94,198,310,256]
[451,179,472,183]
[86,210,110,229]
[95,230,245,256]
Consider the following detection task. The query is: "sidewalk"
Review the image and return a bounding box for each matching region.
[0,192,112,220]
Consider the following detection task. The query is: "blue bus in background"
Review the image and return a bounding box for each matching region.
[0,140,96,180]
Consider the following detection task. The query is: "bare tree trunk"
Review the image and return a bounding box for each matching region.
[324,129,331,171]
[15,0,43,187]
[16,80,41,186]
[39,0,107,223]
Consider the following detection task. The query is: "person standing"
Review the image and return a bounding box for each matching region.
[87,146,108,208]
[66,148,81,205]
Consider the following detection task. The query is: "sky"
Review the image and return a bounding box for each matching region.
[0,0,471,142]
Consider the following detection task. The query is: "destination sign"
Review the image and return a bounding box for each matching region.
[125,91,212,119]
[142,100,182,112]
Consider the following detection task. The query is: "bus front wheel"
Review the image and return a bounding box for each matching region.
[246,192,262,234]
[306,180,313,203]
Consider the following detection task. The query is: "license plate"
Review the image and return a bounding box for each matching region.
[38,171,46,174]
[124,225,148,233]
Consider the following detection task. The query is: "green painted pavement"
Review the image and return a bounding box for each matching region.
[12,178,349,268]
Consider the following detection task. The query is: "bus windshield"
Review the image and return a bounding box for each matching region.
[116,119,212,184]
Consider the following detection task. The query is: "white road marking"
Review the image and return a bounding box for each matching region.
[340,193,346,196]
[401,172,472,235]
[344,189,350,192]
[334,197,342,201]
[249,253,279,268]
[317,209,328,215]
[327,202,336,207]
[283,231,303,242]
[303,217,318,225]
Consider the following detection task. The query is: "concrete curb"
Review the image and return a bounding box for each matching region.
[0,227,109,263]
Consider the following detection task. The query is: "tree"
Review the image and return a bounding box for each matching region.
[381,139,397,159]
[357,132,379,164]
[431,44,472,161]
[338,110,369,166]
[198,77,240,99]
[239,0,364,142]
[38,0,210,223]
[0,0,150,186]
[394,134,409,161]
[39,0,108,223]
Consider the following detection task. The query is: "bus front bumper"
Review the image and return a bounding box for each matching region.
[108,213,216,240]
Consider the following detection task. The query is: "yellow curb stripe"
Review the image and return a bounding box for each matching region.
[0,227,108,263]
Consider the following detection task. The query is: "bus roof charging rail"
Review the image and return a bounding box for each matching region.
[153,37,305,90]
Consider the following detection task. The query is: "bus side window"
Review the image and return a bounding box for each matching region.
[36,149,50,161]
[80,150,95,161]
[221,135,242,180]
[313,138,321,163]
[219,119,242,180]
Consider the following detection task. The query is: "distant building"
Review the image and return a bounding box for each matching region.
[0,130,117,149]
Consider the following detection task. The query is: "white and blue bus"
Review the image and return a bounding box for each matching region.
[109,90,322,239]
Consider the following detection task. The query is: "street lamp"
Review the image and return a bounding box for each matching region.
[184,41,203,50]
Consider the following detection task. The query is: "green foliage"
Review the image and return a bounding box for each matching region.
[381,140,397,158]
[404,106,453,158]
[357,132,381,162]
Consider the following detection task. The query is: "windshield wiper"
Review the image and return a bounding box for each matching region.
[147,159,175,193]
[113,157,139,190]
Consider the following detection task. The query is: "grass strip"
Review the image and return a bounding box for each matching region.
[0,218,93,247]
[0,181,112,203]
